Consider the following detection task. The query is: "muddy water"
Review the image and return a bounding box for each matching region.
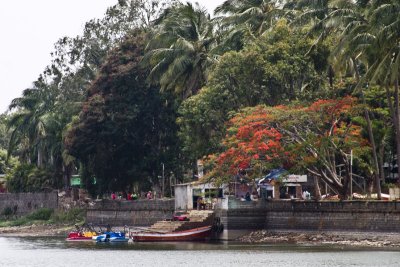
[1,237,400,267]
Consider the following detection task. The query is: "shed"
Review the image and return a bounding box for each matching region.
[174,181,228,211]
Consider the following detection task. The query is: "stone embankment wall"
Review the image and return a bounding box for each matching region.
[218,197,400,240]
[0,192,58,217]
[86,199,175,226]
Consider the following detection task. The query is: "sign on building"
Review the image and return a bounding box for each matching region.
[281,175,307,183]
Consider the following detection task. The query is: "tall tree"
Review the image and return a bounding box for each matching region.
[207,97,370,199]
[215,0,284,33]
[143,2,217,98]
[178,20,329,161]
[65,32,184,196]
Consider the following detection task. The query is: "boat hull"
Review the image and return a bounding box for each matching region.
[131,226,212,242]
[66,231,97,242]
[66,237,93,241]
[94,232,129,242]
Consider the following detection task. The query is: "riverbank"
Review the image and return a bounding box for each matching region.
[238,230,400,248]
[1,224,400,248]
[0,224,75,237]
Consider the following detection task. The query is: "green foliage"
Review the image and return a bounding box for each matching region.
[49,208,85,224]
[25,208,54,221]
[207,97,370,198]
[1,207,13,219]
[0,208,84,226]
[4,0,397,196]
[178,20,330,160]
[64,33,185,195]
[0,149,17,175]
[143,2,217,98]
[6,164,54,193]
[0,114,10,150]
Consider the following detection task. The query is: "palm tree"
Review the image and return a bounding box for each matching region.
[325,0,400,188]
[214,0,284,50]
[7,81,56,167]
[215,0,284,35]
[143,2,217,99]
[289,0,388,197]
[362,1,400,184]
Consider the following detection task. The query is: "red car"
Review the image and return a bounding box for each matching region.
[173,212,189,221]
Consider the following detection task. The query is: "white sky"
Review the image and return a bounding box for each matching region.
[0,0,224,114]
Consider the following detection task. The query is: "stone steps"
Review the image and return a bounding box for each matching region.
[146,210,215,233]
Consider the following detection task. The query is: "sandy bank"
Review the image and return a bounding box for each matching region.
[0,224,75,237]
[238,230,400,248]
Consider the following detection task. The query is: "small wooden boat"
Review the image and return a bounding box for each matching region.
[130,225,212,242]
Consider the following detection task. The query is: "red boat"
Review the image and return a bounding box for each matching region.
[130,225,212,242]
[66,224,98,241]
[66,231,96,241]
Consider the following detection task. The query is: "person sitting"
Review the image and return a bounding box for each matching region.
[245,192,251,201]
[240,195,246,201]
[197,197,206,210]
[251,192,259,201]
[131,192,138,200]
[146,191,153,199]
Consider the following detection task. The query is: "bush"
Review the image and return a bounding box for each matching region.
[7,164,54,193]
[50,208,85,224]
[26,208,54,221]
[1,207,13,219]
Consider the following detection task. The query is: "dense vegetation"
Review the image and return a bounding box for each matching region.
[1,0,399,200]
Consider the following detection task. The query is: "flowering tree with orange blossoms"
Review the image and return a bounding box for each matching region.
[206,97,370,199]
[205,106,287,183]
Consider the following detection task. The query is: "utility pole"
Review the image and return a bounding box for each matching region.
[350,150,353,200]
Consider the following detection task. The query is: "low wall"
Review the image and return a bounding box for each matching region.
[219,197,400,240]
[86,199,175,226]
[0,192,58,217]
[265,200,400,232]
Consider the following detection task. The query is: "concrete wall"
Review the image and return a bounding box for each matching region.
[219,197,400,240]
[0,192,58,217]
[86,199,175,226]
[175,185,190,211]
[264,200,400,232]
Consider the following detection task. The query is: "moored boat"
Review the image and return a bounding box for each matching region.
[66,224,98,241]
[93,231,129,242]
[66,230,97,241]
[130,225,212,242]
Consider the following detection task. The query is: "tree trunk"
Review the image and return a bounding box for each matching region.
[355,64,381,198]
[313,175,321,200]
[378,142,385,184]
[385,81,400,184]
[37,148,43,168]
[395,80,400,184]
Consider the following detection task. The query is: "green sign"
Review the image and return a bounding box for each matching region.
[71,175,81,186]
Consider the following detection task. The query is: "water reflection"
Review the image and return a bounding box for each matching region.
[1,237,400,267]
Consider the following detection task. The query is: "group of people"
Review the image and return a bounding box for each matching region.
[110,191,159,200]
[240,191,259,201]
[111,192,138,200]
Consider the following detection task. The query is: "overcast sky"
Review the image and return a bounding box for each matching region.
[0,0,224,114]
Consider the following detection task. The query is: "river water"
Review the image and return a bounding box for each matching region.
[1,237,400,267]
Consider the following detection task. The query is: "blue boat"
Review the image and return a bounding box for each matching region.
[93,231,129,242]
